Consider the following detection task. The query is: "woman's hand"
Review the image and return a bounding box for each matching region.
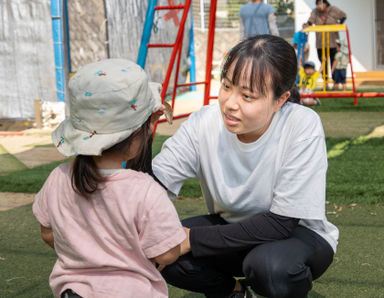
[180,227,191,255]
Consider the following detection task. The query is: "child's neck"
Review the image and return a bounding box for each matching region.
[93,153,127,170]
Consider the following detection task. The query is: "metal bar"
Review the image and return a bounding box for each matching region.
[160,0,192,101]
[322,32,326,91]
[189,9,196,91]
[51,0,65,102]
[327,31,330,83]
[137,0,158,68]
[203,0,217,106]
[147,43,175,48]
[301,92,384,98]
[177,81,207,87]
[63,0,71,74]
[345,27,357,105]
[155,5,185,10]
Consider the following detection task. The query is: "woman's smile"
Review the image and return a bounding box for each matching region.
[223,112,240,126]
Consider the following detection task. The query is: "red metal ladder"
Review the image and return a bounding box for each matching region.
[140,0,218,130]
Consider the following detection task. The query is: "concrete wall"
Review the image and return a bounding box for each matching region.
[295,0,375,72]
[194,29,241,80]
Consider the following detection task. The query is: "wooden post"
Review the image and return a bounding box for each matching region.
[34,99,42,129]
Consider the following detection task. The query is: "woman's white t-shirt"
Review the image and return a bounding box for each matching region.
[153,102,339,252]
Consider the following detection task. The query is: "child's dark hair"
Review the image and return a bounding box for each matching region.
[71,116,152,198]
[221,34,300,104]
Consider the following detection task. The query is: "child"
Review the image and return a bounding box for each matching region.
[332,39,349,91]
[292,30,309,68]
[298,61,321,106]
[32,59,186,298]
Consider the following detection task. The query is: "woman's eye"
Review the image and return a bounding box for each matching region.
[222,82,230,89]
[243,94,255,101]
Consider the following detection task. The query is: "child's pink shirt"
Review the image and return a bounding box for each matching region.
[33,162,185,298]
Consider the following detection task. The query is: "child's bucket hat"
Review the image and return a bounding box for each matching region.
[52,59,162,157]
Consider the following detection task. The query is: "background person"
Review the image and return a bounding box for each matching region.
[303,0,347,84]
[239,0,279,39]
[332,39,349,91]
[33,59,185,298]
[153,35,338,298]
[298,61,321,106]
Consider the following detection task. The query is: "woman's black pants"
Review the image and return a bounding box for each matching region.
[162,215,334,298]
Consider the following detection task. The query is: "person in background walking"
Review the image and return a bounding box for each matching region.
[239,0,279,39]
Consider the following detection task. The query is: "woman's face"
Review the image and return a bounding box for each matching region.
[317,2,326,12]
[219,62,288,143]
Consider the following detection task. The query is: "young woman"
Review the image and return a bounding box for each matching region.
[152,35,339,298]
[33,59,185,298]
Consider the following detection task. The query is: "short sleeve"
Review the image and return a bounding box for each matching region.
[268,4,275,15]
[331,6,347,20]
[139,183,186,259]
[32,169,57,227]
[239,5,245,18]
[152,109,201,197]
[270,112,328,220]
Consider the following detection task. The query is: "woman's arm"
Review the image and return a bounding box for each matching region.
[183,212,299,257]
[40,225,55,249]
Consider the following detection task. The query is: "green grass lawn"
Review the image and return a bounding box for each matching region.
[1,96,384,297]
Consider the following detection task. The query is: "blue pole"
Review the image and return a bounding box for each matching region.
[51,0,65,102]
[137,0,158,68]
[64,0,71,74]
[189,10,196,91]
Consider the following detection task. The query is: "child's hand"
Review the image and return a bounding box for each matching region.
[150,102,173,131]
[150,105,165,131]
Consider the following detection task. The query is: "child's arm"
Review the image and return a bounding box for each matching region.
[331,59,338,74]
[41,225,55,249]
[150,244,181,266]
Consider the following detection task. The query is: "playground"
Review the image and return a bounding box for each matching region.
[1,95,384,297]
[1,0,384,297]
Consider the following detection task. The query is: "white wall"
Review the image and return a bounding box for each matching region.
[295,0,375,72]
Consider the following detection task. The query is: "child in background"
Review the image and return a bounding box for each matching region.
[332,39,349,91]
[298,61,321,106]
[293,30,309,68]
[32,59,185,298]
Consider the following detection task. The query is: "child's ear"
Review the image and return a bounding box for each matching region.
[274,91,290,112]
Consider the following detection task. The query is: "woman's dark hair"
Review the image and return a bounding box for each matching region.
[221,34,300,104]
[316,0,330,6]
[71,116,152,198]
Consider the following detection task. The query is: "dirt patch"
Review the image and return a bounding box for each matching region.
[0,192,34,211]
[0,131,66,168]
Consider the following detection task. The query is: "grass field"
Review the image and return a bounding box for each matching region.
[0,95,384,297]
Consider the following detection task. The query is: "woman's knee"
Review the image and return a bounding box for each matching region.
[243,247,312,298]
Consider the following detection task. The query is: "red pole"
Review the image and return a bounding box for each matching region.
[160,0,192,101]
[301,92,384,98]
[345,27,357,105]
[203,0,217,106]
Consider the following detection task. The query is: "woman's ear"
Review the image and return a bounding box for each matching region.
[273,91,290,112]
